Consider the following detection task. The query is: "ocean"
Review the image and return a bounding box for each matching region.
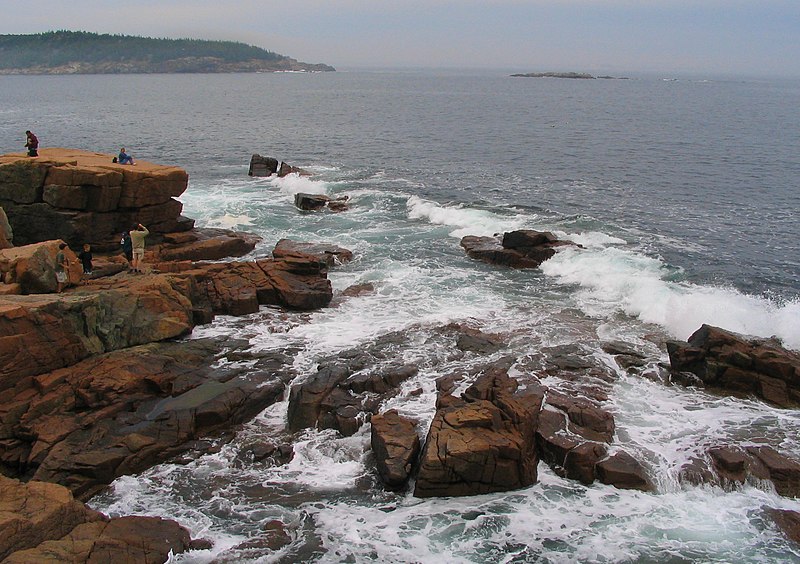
[1,69,800,562]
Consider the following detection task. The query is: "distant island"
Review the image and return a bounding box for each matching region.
[0,30,335,74]
[511,72,628,80]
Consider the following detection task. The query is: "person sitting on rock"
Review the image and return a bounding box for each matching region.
[129,223,149,273]
[55,242,69,292]
[25,130,38,157]
[118,147,135,165]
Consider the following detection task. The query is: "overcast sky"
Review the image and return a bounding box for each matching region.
[2,0,799,77]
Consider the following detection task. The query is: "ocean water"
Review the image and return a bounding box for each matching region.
[2,70,800,562]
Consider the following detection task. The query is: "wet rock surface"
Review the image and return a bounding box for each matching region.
[0,337,296,499]
[0,475,199,562]
[370,409,421,490]
[460,229,580,268]
[414,367,544,497]
[668,324,800,407]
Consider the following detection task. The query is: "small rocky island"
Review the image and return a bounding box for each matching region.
[511,72,629,80]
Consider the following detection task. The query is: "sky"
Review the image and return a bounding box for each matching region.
[2,0,799,77]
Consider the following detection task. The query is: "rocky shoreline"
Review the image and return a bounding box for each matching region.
[1,149,800,560]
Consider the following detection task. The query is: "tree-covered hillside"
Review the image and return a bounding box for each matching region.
[0,30,335,73]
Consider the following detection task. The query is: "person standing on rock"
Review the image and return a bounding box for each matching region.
[55,242,69,292]
[78,243,93,279]
[25,130,38,157]
[121,230,133,269]
[129,223,149,273]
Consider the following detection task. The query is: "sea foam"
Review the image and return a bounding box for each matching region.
[541,246,800,350]
[406,196,526,238]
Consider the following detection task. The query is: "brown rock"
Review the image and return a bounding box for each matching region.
[767,509,800,545]
[371,409,421,490]
[0,274,194,389]
[273,238,354,266]
[414,368,544,497]
[153,227,261,262]
[461,229,580,269]
[596,450,653,491]
[4,516,193,564]
[278,161,310,177]
[708,445,800,497]
[0,475,104,560]
[1,339,292,499]
[668,324,800,407]
[564,441,608,484]
[0,240,82,293]
[0,149,191,252]
[248,154,279,177]
[0,206,14,248]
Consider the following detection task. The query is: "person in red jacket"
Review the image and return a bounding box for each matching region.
[25,130,38,157]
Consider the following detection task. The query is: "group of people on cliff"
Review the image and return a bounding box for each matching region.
[54,224,149,292]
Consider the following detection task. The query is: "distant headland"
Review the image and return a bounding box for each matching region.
[0,30,335,74]
[511,72,629,80]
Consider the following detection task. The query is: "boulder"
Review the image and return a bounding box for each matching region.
[273,238,354,266]
[278,161,310,177]
[151,227,261,262]
[3,516,194,564]
[414,368,544,497]
[370,409,421,490]
[595,450,653,491]
[707,445,800,497]
[294,193,349,212]
[0,206,12,248]
[294,193,330,211]
[0,274,195,389]
[287,361,417,435]
[767,509,800,545]
[0,475,104,560]
[0,240,83,293]
[461,230,579,269]
[667,324,800,407]
[248,154,279,177]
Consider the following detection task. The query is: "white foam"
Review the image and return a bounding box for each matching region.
[270,173,330,197]
[205,213,254,229]
[406,196,525,238]
[541,247,800,350]
[261,426,371,490]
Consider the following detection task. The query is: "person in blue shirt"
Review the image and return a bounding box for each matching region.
[118,147,135,165]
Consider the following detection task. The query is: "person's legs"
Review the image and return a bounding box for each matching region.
[132,249,144,272]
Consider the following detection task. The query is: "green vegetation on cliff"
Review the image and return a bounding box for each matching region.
[0,30,335,74]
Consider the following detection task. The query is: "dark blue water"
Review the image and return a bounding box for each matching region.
[2,70,800,562]
[2,71,798,298]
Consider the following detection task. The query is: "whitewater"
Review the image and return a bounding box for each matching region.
[1,69,799,562]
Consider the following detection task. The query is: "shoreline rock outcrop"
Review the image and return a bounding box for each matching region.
[0,475,203,562]
[667,324,800,407]
[0,149,195,252]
